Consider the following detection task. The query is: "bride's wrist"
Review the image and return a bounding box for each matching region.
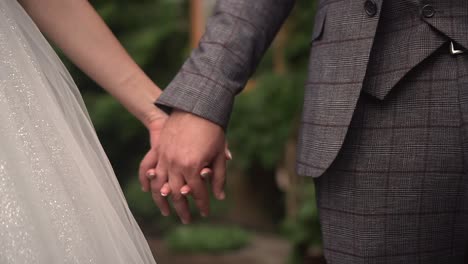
[141,107,167,129]
[113,69,166,128]
[141,86,165,128]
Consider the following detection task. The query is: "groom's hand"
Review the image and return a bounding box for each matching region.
[156,110,226,224]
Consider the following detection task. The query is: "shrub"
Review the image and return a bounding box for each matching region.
[282,182,322,264]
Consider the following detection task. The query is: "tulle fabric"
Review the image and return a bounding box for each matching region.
[0,1,156,263]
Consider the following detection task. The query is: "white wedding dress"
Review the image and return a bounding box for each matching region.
[0,1,157,263]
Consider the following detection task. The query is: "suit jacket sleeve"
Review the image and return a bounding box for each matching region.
[155,0,295,129]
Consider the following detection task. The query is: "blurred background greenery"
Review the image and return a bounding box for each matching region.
[63,0,323,263]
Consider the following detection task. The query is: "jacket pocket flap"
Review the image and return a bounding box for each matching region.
[311,6,327,41]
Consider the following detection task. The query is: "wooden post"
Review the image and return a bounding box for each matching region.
[190,0,204,48]
[190,0,216,48]
[272,26,287,75]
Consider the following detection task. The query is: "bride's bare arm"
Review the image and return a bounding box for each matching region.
[17,0,163,127]
[17,0,231,219]
[17,0,178,214]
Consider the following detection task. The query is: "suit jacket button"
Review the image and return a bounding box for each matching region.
[421,4,435,18]
[364,0,378,17]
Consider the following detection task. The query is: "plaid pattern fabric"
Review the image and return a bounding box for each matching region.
[156,0,466,178]
[295,0,382,177]
[156,0,295,128]
[295,0,455,177]
[362,0,448,100]
[315,42,468,263]
[422,0,468,50]
[156,1,468,262]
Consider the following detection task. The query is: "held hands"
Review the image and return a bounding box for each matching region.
[157,145,232,200]
[139,110,229,224]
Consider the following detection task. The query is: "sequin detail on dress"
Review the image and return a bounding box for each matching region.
[0,1,156,263]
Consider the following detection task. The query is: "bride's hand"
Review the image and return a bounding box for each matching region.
[138,112,170,215]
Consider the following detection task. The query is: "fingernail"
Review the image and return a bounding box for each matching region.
[161,192,168,197]
[147,171,156,180]
[200,172,211,179]
[161,210,169,217]
[181,218,189,225]
[218,192,226,200]
[227,150,233,160]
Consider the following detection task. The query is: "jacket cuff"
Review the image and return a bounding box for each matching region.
[155,71,235,130]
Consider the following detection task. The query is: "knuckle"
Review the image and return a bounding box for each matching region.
[212,181,222,188]
[171,194,184,202]
[151,145,160,153]
[155,167,165,177]
[155,176,166,185]
[178,158,194,169]
[213,182,224,190]
[151,192,162,202]
[184,162,202,174]
[180,153,201,168]
[150,180,163,190]
[166,150,201,170]
[138,163,147,174]
[165,150,179,162]
[213,174,225,182]
[140,153,153,166]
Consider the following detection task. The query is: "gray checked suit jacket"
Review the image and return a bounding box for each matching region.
[156,0,468,178]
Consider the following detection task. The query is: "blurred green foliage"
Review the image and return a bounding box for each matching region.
[166,225,250,253]
[282,182,322,263]
[63,0,320,259]
[228,72,305,171]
